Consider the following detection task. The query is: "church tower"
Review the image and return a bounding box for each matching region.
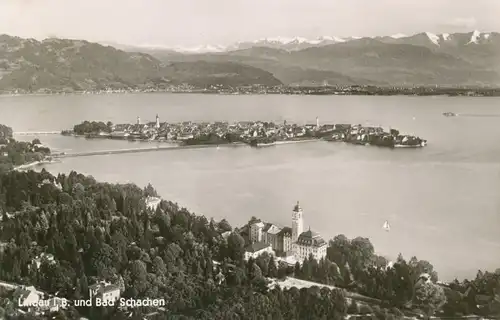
[155,114,160,129]
[292,201,304,243]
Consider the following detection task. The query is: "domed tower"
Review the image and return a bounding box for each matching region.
[292,201,304,243]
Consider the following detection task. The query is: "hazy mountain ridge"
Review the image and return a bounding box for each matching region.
[132,31,499,86]
[0,34,282,92]
[130,31,499,53]
[0,31,499,90]
[150,48,382,86]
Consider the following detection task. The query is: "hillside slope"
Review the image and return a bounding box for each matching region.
[146,48,381,86]
[137,34,500,87]
[0,35,281,92]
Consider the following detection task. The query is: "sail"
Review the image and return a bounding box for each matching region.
[383,220,390,231]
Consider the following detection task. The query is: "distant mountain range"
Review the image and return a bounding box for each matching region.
[131,31,500,87]
[0,31,499,91]
[130,31,499,53]
[0,34,281,92]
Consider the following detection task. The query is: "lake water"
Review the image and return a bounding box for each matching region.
[1,93,500,281]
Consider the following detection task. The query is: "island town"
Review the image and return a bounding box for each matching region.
[62,115,427,149]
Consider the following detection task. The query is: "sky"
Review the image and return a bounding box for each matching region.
[0,0,499,47]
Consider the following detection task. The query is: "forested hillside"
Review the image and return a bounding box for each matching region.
[0,124,498,320]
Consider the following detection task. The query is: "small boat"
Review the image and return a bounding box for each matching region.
[383,220,391,232]
[443,112,457,117]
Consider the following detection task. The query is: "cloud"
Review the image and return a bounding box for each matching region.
[443,17,477,29]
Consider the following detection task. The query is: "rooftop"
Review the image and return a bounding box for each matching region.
[245,241,271,253]
[278,227,292,237]
[296,229,326,247]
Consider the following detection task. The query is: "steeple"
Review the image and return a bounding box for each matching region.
[155,114,160,129]
[136,116,141,125]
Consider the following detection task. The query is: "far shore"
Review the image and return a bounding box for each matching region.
[1,86,499,98]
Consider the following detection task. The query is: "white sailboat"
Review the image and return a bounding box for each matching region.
[383,220,391,232]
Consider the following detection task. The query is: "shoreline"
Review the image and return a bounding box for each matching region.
[1,89,499,98]
[13,159,59,171]
[53,139,323,158]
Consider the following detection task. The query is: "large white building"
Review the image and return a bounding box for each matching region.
[247,201,327,263]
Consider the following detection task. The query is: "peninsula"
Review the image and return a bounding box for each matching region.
[0,165,498,319]
[62,116,427,149]
[0,124,52,173]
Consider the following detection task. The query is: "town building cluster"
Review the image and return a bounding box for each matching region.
[101,115,325,143]
[245,201,328,265]
[71,115,426,148]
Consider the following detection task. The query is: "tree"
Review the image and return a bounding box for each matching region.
[226,232,245,262]
[144,183,158,198]
[390,129,400,136]
[268,256,278,278]
[347,300,359,314]
[218,219,232,232]
[413,282,447,318]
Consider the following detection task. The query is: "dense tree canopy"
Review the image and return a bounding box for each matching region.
[0,125,51,173]
[0,124,498,319]
[73,121,112,135]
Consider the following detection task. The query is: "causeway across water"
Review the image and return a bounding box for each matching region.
[54,143,247,158]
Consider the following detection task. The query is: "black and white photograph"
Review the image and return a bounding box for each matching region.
[0,0,499,319]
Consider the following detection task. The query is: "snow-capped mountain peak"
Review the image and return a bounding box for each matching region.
[181,45,227,53]
[467,30,481,44]
[255,37,307,44]
[425,32,440,45]
[128,30,496,53]
[390,33,407,39]
[254,36,345,45]
[134,43,228,53]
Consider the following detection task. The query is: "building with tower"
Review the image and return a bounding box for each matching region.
[246,201,327,263]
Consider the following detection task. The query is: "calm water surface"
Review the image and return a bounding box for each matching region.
[1,93,500,281]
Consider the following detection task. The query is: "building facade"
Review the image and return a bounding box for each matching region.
[244,242,275,260]
[292,229,328,262]
[89,282,121,304]
[249,221,265,243]
[247,201,327,262]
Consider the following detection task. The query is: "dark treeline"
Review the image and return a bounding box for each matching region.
[0,169,350,320]
[0,125,13,139]
[0,169,497,320]
[72,121,113,136]
[0,122,498,319]
[0,125,51,173]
